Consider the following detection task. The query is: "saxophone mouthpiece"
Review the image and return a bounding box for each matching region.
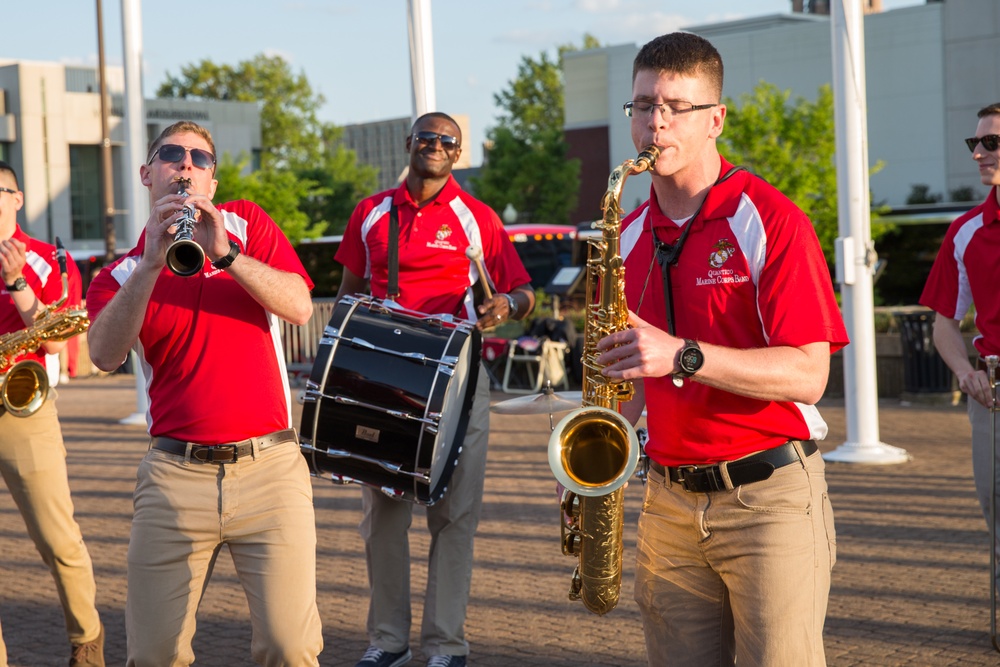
[635,145,660,172]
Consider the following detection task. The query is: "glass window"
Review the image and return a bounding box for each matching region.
[69,145,103,240]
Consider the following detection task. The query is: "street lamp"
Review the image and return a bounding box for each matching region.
[502,203,517,225]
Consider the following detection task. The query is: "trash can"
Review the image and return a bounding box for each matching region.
[894,309,952,394]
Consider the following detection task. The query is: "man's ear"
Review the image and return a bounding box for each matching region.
[139,164,152,188]
[208,178,218,200]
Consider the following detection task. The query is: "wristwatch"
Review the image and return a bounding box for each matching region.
[5,276,28,292]
[212,240,241,270]
[672,339,704,387]
[502,293,519,318]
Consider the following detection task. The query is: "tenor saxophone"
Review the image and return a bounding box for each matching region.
[547,145,659,615]
[0,239,90,417]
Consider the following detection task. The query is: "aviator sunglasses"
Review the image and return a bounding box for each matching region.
[412,131,461,150]
[148,143,217,169]
[965,134,1000,152]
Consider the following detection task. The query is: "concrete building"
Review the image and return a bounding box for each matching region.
[338,114,471,192]
[0,60,261,260]
[563,0,992,224]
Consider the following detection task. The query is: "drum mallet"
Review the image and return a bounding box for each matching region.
[988,354,999,653]
[465,245,493,300]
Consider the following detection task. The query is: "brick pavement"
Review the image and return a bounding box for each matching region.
[0,374,997,666]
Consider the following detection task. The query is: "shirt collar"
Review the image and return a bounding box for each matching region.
[393,174,461,209]
[644,156,745,231]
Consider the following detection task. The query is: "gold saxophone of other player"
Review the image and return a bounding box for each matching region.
[547,145,659,615]
[0,242,90,417]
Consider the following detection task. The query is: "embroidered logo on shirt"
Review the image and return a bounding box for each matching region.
[695,238,749,286]
[708,239,736,268]
[427,224,458,250]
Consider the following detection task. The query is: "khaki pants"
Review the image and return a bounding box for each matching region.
[360,368,490,659]
[634,444,836,667]
[125,439,322,667]
[969,399,1000,593]
[0,397,102,656]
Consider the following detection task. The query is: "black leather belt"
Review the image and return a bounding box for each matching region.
[649,440,818,493]
[150,428,297,463]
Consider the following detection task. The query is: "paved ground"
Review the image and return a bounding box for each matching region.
[1,374,998,666]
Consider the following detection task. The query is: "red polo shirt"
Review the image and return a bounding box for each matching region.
[1,226,83,372]
[336,176,531,319]
[920,188,1000,357]
[620,157,848,465]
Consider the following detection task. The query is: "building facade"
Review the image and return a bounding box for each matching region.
[0,60,261,259]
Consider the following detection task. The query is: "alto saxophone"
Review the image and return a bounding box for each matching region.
[547,145,659,615]
[0,239,90,417]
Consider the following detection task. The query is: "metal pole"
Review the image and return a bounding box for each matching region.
[119,0,149,426]
[823,0,907,464]
[95,0,116,263]
[407,0,436,120]
[988,354,999,652]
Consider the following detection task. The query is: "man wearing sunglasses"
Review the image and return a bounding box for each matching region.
[0,162,104,666]
[922,102,1000,598]
[336,112,534,667]
[85,121,323,665]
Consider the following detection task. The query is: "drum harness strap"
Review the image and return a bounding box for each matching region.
[387,204,400,300]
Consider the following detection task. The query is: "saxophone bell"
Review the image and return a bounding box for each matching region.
[165,179,206,277]
[548,406,638,498]
[1,360,49,417]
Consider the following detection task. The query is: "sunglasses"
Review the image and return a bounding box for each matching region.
[0,187,17,195]
[965,134,1000,152]
[412,131,461,150]
[148,143,217,169]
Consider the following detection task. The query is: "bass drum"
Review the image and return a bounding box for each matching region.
[299,296,480,505]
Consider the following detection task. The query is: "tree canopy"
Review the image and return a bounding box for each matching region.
[157,54,325,169]
[470,37,599,226]
[156,54,377,244]
[719,81,889,267]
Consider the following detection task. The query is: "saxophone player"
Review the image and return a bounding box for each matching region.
[0,161,104,665]
[595,34,848,666]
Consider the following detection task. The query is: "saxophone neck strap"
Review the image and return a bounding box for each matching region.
[654,166,746,336]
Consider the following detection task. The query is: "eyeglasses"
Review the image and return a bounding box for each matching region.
[965,134,1000,152]
[412,131,461,150]
[624,101,717,119]
[148,143,217,169]
[0,187,17,195]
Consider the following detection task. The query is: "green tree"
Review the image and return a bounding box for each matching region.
[296,125,379,237]
[719,82,889,266]
[212,157,319,245]
[157,54,324,169]
[471,37,598,226]
[157,54,377,242]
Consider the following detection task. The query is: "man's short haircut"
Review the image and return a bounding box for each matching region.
[0,160,19,190]
[978,103,1000,118]
[412,112,462,144]
[145,121,217,172]
[632,32,724,101]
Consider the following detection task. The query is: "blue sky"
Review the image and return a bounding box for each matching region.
[4,0,921,164]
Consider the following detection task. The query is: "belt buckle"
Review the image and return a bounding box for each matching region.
[201,445,237,463]
[675,465,699,488]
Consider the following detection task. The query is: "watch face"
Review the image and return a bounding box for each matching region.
[680,347,703,373]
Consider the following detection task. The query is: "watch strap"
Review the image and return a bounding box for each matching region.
[212,240,241,270]
[5,276,28,292]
